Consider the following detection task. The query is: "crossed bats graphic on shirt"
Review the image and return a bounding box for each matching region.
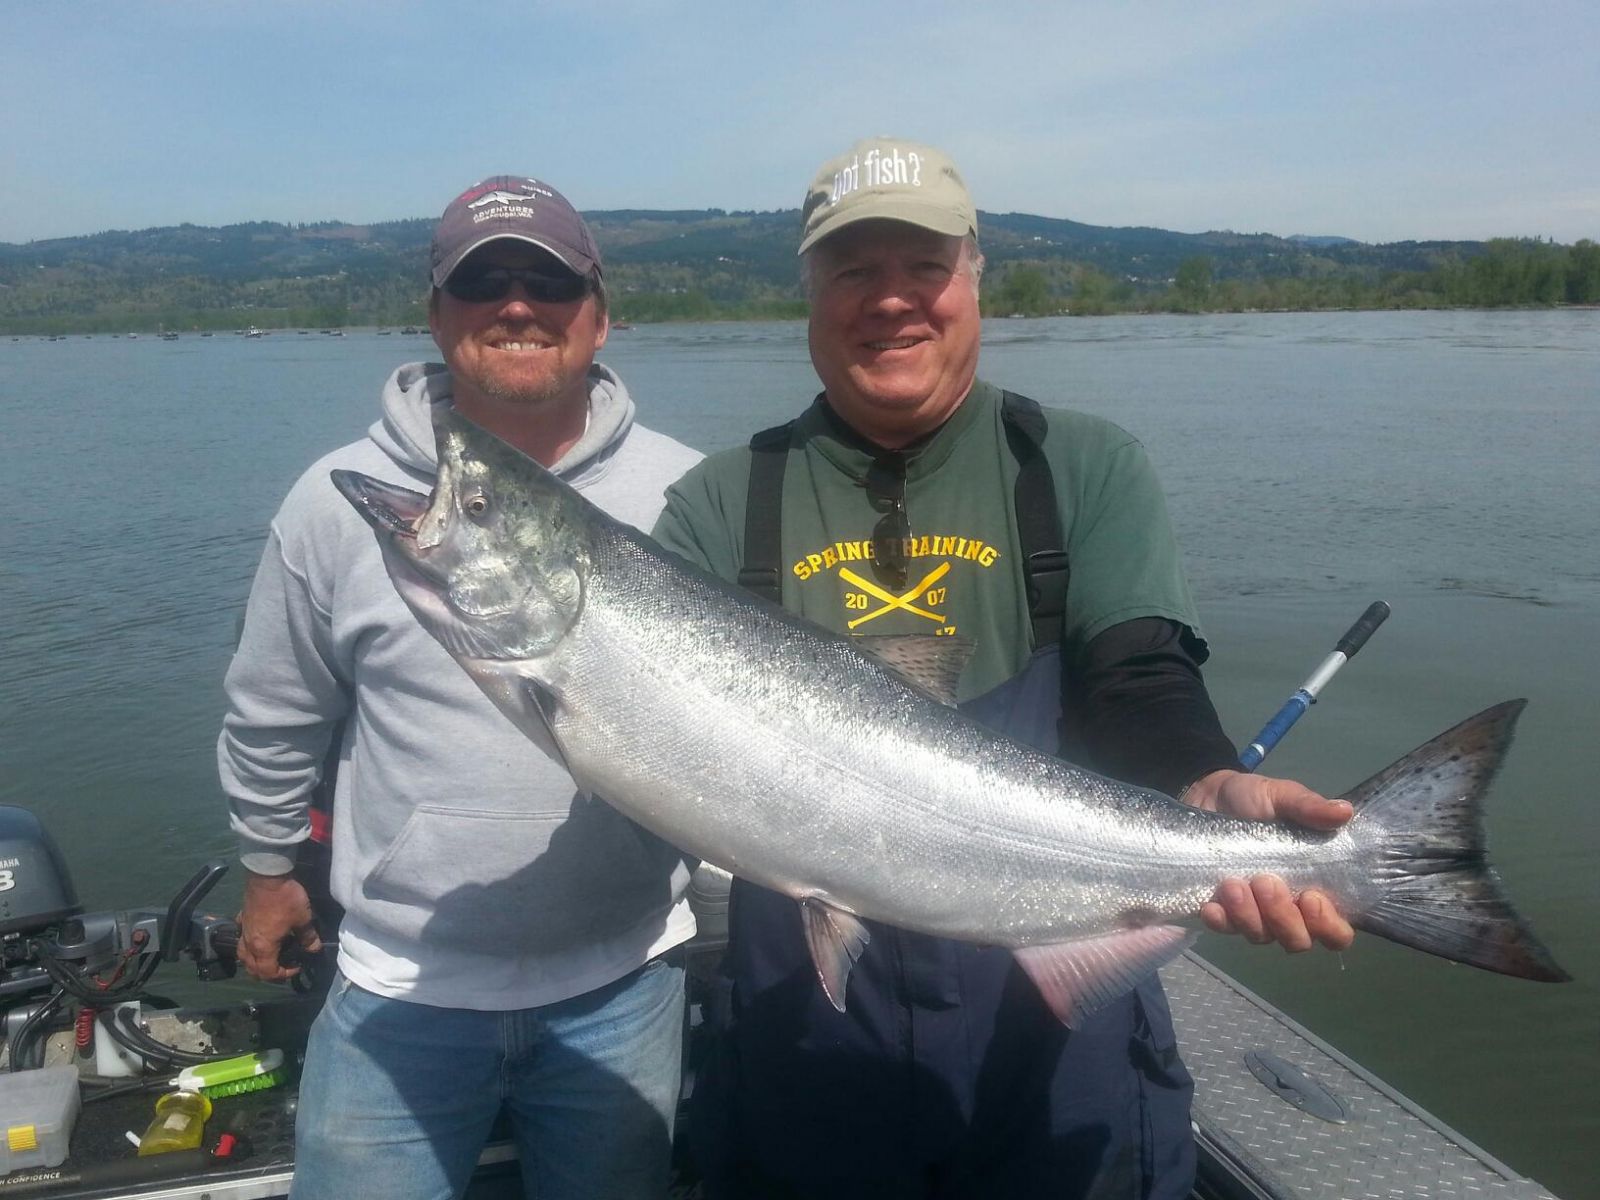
[840,562,952,630]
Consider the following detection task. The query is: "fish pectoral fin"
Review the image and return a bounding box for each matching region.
[459,659,560,738]
[1013,925,1196,1030]
[520,677,562,735]
[459,663,587,790]
[798,898,871,1013]
[852,634,975,706]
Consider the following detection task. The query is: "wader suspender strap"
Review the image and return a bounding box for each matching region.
[738,396,1069,645]
[737,421,795,604]
[1000,392,1070,649]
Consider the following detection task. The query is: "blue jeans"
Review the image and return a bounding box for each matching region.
[290,956,685,1200]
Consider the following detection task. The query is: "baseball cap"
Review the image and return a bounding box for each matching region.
[430,175,603,288]
[798,138,977,256]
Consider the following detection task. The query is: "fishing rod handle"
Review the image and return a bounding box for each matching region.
[1334,601,1391,658]
[1238,691,1313,771]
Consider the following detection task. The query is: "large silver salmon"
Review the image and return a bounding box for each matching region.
[331,406,1568,1025]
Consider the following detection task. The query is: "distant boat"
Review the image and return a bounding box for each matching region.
[245,327,264,339]
[161,332,179,341]
[612,320,635,330]
[401,326,425,335]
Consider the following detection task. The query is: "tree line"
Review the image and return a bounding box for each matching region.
[983,238,1600,318]
[2,219,1594,334]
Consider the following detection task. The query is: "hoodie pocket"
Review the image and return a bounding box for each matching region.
[362,800,681,957]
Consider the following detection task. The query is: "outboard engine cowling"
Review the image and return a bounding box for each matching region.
[0,807,81,936]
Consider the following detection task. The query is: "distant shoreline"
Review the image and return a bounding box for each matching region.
[3,213,1592,337]
[5,303,1597,342]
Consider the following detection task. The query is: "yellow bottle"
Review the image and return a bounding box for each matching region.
[137,1090,212,1156]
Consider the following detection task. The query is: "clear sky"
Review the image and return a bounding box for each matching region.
[3,0,1596,246]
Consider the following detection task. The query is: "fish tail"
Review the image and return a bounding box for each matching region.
[1347,699,1569,982]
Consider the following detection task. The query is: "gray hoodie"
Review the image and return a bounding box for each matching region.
[219,362,701,1009]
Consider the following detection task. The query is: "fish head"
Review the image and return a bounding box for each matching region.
[331,404,587,664]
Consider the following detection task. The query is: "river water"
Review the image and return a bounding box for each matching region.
[2,310,1596,1196]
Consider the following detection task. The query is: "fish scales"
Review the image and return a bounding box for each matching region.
[455,480,1359,943]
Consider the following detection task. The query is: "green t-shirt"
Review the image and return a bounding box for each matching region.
[653,380,1204,701]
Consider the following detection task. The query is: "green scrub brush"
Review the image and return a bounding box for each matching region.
[176,1049,288,1097]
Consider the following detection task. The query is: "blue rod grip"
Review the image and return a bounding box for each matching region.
[1238,691,1312,771]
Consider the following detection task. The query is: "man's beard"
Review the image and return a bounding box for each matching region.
[477,373,570,408]
[471,334,578,409]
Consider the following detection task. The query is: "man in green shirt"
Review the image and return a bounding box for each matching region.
[654,137,1353,1199]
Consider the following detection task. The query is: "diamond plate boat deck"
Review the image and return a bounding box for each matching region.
[1169,953,1559,1200]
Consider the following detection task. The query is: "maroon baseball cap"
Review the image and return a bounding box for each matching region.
[429,175,603,288]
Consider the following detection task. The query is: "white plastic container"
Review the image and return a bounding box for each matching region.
[94,1002,145,1077]
[0,1064,80,1171]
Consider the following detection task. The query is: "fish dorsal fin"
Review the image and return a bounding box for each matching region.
[1013,925,1196,1029]
[798,897,871,1012]
[852,634,975,706]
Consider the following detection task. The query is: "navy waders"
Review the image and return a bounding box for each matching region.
[690,398,1197,1199]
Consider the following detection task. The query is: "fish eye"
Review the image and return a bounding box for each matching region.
[463,492,490,520]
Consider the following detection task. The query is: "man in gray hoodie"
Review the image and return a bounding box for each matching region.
[219,176,702,1199]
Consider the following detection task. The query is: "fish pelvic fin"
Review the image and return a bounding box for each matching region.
[1348,699,1569,983]
[1014,925,1196,1030]
[799,898,871,1012]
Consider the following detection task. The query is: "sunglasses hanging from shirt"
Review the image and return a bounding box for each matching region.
[863,452,912,590]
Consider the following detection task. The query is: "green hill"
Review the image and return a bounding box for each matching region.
[1,209,1594,334]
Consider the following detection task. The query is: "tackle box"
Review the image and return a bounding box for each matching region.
[0,1063,79,1171]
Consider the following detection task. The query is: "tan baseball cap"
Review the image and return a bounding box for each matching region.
[798,137,977,255]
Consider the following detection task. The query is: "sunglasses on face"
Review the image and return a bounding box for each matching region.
[443,264,589,305]
[864,453,911,590]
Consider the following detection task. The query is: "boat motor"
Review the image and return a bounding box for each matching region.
[0,807,81,940]
[0,805,239,1069]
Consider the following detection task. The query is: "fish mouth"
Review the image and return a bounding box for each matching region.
[331,469,463,631]
[331,470,429,538]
